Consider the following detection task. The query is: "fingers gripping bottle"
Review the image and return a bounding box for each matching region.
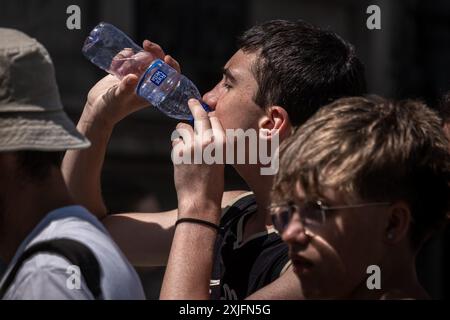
[82,22,154,79]
[82,22,210,120]
[135,59,210,120]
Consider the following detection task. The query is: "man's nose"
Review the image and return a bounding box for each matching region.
[202,90,217,110]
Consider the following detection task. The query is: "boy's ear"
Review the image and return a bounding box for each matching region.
[258,106,292,140]
[384,201,412,245]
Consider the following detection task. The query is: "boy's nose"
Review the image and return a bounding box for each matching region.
[282,217,310,247]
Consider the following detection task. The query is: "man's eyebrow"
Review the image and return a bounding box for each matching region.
[222,67,237,83]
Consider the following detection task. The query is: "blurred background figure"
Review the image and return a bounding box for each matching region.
[0,28,145,300]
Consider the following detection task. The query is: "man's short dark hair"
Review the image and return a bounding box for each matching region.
[238,19,367,126]
[16,151,64,181]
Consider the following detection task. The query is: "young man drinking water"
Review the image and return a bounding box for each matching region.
[63,19,366,299]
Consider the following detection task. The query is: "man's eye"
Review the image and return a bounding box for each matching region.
[223,82,232,90]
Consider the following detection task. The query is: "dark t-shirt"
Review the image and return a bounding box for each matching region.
[210,193,290,300]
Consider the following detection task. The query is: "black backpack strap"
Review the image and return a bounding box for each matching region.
[219,193,257,230]
[0,238,102,300]
[210,193,257,299]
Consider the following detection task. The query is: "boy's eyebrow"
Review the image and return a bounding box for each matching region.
[222,67,237,83]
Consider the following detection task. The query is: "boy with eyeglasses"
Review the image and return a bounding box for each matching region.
[269,96,450,299]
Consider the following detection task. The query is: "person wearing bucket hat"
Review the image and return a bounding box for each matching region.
[0,28,145,300]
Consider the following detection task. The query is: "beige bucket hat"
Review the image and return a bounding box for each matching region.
[0,28,90,151]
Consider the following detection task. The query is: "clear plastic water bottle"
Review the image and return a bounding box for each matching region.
[82,22,210,120]
[82,22,155,79]
[136,59,210,120]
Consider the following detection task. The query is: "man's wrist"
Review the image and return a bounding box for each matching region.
[78,102,116,134]
[177,201,221,225]
[175,218,221,231]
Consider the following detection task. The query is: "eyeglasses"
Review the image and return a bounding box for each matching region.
[268,200,391,233]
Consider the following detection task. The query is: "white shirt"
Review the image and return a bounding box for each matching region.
[0,205,145,300]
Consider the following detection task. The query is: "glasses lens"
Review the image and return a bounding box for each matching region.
[301,201,324,226]
[270,200,327,232]
[270,205,292,232]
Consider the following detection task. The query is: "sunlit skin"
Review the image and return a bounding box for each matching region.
[281,181,429,299]
[201,50,292,228]
[191,49,293,238]
[202,50,266,131]
[110,48,155,79]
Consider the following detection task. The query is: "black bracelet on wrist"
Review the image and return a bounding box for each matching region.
[175,218,221,231]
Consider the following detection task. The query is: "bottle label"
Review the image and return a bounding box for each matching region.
[150,69,167,86]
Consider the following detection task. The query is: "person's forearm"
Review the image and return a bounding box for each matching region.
[62,103,114,219]
[103,210,177,267]
[160,209,220,300]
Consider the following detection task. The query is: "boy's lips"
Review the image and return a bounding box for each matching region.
[290,254,314,274]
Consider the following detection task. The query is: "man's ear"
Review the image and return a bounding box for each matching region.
[258,106,292,141]
[384,201,412,245]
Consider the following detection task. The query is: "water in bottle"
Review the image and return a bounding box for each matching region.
[136,59,210,120]
[82,22,154,79]
[82,22,210,120]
